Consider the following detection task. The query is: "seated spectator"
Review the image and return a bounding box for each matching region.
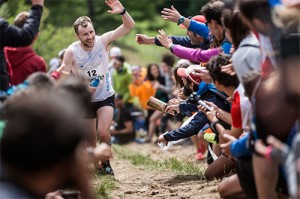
[129,65,156,111]
[199,55,252,197]
[5,11,47,86]
[110,94,135,144]
[146,63,169,142]
[157,63,234,179]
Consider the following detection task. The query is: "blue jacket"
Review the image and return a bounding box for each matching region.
[188,20,209,39]
[164,92,231,141]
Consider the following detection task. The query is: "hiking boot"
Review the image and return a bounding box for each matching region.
[97,160,114,176]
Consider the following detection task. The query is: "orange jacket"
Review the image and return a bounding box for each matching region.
[129,80,156,109]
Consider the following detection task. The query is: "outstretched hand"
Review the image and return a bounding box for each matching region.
[161,5,181,23]
[164,104,179,115]
[136,34,149,45]
[156,29,173,49]
[105,0,124,14]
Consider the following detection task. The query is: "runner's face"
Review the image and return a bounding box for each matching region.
[77,23,95,49]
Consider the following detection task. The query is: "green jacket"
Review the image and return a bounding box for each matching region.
[113,66,132,103]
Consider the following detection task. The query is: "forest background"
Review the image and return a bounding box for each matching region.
[0,0,208,68]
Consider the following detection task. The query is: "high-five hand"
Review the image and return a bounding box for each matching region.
[105,0,124,14]
[156,30,173,49]
[161,5,181,23]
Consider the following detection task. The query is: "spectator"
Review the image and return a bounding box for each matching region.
[110,93,135,144]
[112,55,133,107]
[136,15,210,50]
[108,47,131,85]
[129,65,156,111]
[5,11,47,86]
[48,49,66,74]
[0,89,91,198]
[146,63,169,142]
[221,9,261,85]
[0,0,44,91]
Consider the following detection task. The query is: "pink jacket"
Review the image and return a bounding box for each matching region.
[172,45,220,63]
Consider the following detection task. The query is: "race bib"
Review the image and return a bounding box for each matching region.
[79,63,105,83]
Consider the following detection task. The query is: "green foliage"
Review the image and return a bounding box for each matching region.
[0,0,28,22]
[187,0,208,15]
[0,0,208,67]
[35,25,75,68]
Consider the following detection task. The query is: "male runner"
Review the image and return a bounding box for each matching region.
[56,0,135,175]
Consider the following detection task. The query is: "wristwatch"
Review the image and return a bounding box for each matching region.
[177,16,185,25]
[120,7,126,15]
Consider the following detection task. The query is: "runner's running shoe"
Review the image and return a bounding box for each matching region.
[97,160,114,176]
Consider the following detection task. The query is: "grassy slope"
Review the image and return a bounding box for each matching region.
[112,20,186,67]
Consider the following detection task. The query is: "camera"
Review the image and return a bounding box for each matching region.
[185,92,213,112]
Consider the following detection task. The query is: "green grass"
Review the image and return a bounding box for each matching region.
[91,145,204,198]
[112,19,186,67]
[113,145,204,177]
[92,171,116,199]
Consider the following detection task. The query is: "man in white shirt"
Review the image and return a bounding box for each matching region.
[56,0,135,175]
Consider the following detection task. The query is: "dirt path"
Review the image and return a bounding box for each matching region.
[108,142,220,199]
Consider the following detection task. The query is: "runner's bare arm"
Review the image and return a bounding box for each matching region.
[101,0,135,46]
[56,48,73,82]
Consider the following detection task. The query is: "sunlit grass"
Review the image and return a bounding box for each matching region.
[91,170,116,199]
[113,145,204,177]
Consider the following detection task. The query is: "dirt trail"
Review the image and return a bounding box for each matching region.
[109,142,220,199]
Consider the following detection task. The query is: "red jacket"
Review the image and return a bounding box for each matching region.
[5,46,46,85]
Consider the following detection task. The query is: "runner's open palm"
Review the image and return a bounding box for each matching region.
[105,0,124,14]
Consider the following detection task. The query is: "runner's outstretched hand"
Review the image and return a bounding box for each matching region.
[105,0,124,14]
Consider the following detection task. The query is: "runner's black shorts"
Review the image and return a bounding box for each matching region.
[85,94,115,119]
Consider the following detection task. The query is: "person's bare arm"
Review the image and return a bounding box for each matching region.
[110,121,133,135]
[56,48,73,82]
[161,5,191,28]
[135,34,155,45]
[101,0,135,47]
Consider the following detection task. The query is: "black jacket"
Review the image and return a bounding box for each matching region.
[0,5,43,91]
